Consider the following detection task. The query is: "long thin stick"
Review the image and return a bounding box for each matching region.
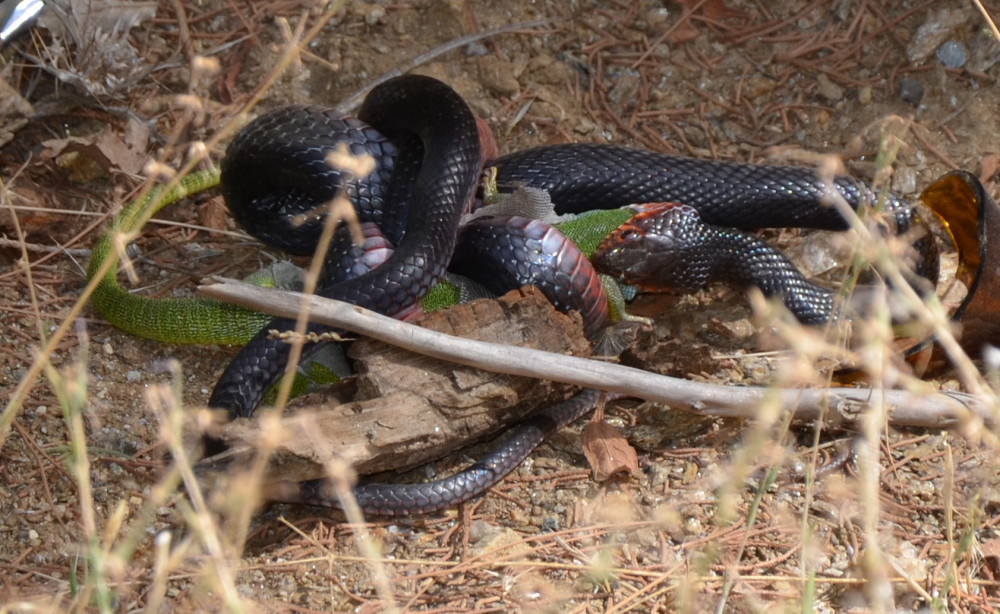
[199,279,997,433]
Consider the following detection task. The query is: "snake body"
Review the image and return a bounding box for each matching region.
[489,144,911,230]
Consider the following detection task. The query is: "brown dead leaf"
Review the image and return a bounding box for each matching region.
[667,0,749,42]
[667,21,700,44]
[582,419,639,481]
[0,71,33,148]
[42,118,149,179]
[120,116,151,172]
[980,538,1000,581]
[198,197,231,235]
[0,183,62,235]
[674,0,748,20]
[981,153,1000,188]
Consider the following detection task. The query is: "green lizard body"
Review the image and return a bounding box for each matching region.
[86,169,274,345]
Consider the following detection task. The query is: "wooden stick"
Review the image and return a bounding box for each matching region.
[199,279,996,432]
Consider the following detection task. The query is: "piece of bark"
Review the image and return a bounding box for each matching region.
[203,285,591,482]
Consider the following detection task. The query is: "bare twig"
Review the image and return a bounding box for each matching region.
[0,236,90,257]
[200,279,997,433]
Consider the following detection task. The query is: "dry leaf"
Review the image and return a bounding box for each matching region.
[674,0,747,20]
[582,420,639,481]
[981,153,1000,188]
[42,120,149,179]
[980,538,1000,580]
[34,0,158,96]
[0,69,33,148]
[667,21,700,45]
[198,198,231,235]
[0,184,61,235]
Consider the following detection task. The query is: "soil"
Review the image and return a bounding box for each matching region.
[2,0,1000,611]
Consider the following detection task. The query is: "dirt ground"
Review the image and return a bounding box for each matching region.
[2,0,1000,611]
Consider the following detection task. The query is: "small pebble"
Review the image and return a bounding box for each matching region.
[364,5,385,26]
[464,42,488,57]
[935,40,966,68]
[352,2,385,25]
[897,77,924,105]
[905,8,970,62]
[646,8,670,24]
[891,166,918,195]
[815,73,843,101]
[468,519,494,543]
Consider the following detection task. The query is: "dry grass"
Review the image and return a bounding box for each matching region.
[2,0,1000,612]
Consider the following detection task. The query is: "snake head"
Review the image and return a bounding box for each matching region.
[593,202,711,291]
